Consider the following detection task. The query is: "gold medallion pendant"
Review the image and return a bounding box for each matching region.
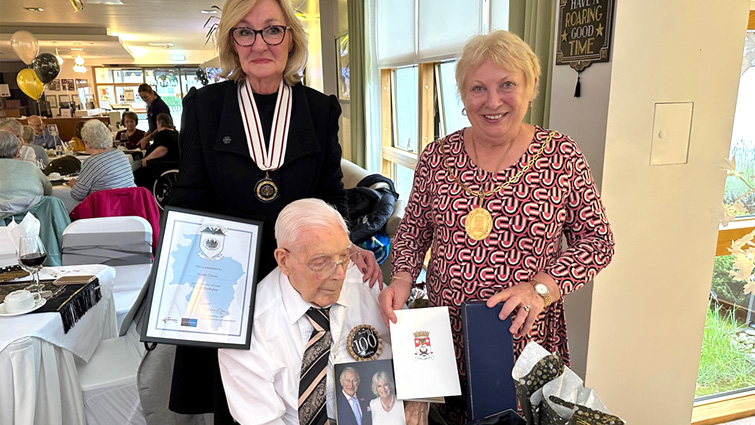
[255,172,278,203]
[465,207,493,241]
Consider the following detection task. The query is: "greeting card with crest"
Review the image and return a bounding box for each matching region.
[390,306,461,400]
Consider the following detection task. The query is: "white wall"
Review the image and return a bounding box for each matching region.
[546,1,752,424]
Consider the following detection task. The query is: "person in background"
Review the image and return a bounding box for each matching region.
[137,83,171,149]
[167,1,380,423]
[68,120,135,201]
[218,199,403,425]
[0,118,38,167]
[28,115,61,149]
[115,111,146,150]
[379,30,615,423]
[134,112,179,188]
[369,371,405,425]
[68,121,87,152]
[22,125,51,168]
[0,130,51,202]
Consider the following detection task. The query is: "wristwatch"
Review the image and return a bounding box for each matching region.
[530,279,552,307]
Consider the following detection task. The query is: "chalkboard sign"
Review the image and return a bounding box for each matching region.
[555,0,615,72]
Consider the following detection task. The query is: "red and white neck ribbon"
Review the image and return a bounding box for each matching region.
[238,80,292,171]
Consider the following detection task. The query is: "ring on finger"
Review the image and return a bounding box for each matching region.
[522,304,531,312]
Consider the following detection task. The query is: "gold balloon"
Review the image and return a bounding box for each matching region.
[17,69,44,100]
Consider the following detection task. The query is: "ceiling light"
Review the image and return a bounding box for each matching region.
[71,47,84,51]
[24,7,45,12]
[148,42,174,48]
[200,9,218,14]
[73,54,86,73]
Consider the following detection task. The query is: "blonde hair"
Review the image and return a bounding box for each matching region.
[455,30,540,100]
[217,0,307,86]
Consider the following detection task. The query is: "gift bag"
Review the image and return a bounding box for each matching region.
[511,342,564,425]
[512,342,625,425]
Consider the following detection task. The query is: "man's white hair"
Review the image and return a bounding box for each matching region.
[275,199,348,248]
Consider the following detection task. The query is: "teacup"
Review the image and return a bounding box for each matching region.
[4,290,41,314]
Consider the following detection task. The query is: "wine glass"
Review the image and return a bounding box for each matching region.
[119,131,129,148]
[17,234,52,298]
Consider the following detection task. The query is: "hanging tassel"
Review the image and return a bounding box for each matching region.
[574,71,582,98]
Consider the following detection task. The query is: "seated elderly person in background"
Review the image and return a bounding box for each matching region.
[22,124,51,167]
[28,115,61,149]
[134,112,178,188]
[0,130,51,202]
[218,198,427,425]
[115,111,146,150]
[0,117,42,168]
[68,121,87,152]
[68,120,136,201]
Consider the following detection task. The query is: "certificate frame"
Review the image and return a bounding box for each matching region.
[141,206,263,348]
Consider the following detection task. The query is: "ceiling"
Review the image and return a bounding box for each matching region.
[0,0,319,67]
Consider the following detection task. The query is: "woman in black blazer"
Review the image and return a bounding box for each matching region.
[167,0,380,422]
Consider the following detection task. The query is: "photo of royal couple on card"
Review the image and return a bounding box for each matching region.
[335,360,406,425]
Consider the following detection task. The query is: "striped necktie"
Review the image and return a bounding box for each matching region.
[299,307,331,425]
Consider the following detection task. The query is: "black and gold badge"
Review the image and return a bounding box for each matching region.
[347,324,382,361]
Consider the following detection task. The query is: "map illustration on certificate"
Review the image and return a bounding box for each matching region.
[142,207,262,348]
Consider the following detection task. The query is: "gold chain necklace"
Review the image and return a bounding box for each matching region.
[441,131,556,240]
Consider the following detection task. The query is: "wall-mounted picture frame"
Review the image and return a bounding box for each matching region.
[47,95,58,108]
[58,94,71,105]
[336,34,350,101]
[75,79,89,88]
[48,79,61,91]
[64,79,76,91]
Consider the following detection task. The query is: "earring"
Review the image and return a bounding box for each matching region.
[461,108,467,116]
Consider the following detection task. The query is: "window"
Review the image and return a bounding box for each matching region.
[437,60,469,137]
[94,66,204,131]
[696,30,755,423]
[394,66,419,153]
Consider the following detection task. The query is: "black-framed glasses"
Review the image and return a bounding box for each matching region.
[230,25,290,47]
[283,246,355,280]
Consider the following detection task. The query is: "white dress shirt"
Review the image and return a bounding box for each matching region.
[218,265,392,425]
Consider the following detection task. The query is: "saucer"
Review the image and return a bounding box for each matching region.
[0,298,47,317]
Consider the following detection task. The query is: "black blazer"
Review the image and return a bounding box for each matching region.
[337,391,372,425]
[168,81,347,418]
[170,80,348,277]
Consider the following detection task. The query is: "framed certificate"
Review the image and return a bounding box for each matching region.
[141,207,263,348]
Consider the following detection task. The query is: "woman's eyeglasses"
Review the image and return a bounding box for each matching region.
[230,25,290,47]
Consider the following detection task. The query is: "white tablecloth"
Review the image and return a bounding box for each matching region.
[0,264,117,425]
[51,185,79,213]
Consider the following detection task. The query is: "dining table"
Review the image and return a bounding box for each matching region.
[0,264,117,425]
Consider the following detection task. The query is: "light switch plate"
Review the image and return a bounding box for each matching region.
[649,102,693,166]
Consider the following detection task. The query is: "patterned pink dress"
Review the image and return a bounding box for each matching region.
[392,126,614,374]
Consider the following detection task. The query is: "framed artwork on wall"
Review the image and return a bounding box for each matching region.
[59,94,71,105]
[335,34,350,101]
[48,79,61,91]
[47,96,58,108]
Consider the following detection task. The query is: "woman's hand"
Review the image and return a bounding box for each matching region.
[486,274,559,337]
[67,178,77,187]
[350,244,382,288]
[403,401,429,425]
[378,272,413,326]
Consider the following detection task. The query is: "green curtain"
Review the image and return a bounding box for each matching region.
[509,0,556,129]
[347,0,366,167]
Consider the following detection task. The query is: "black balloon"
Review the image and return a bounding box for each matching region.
[32,53,61,84]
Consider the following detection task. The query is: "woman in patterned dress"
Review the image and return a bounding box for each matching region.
[379,30,615,423]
